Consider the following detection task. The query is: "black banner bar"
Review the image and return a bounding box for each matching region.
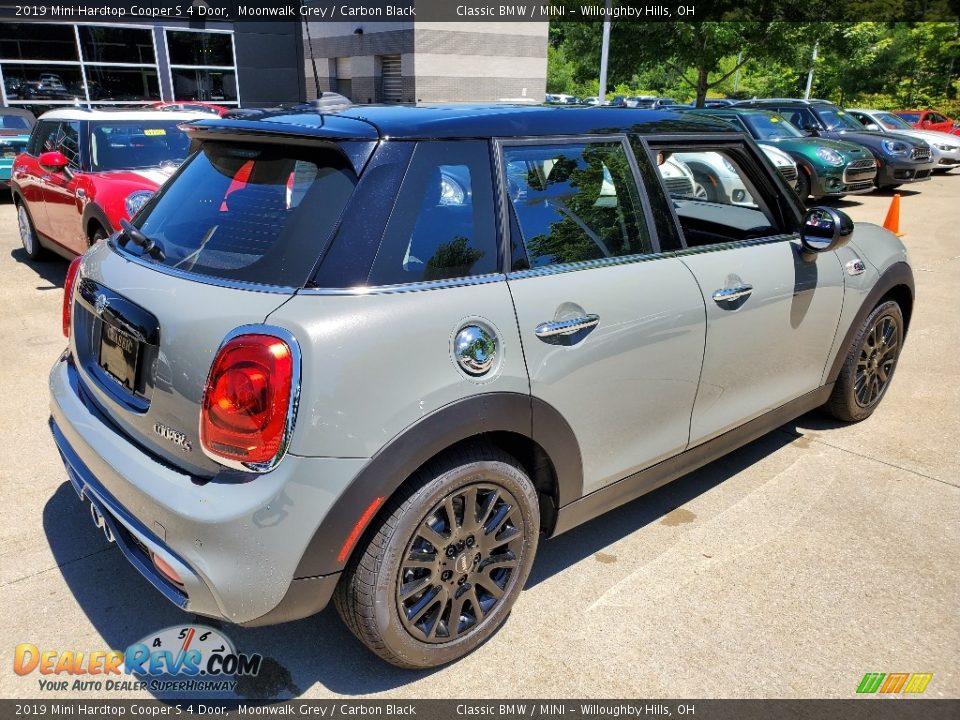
[0,0,957,23]
[3,700,960,720]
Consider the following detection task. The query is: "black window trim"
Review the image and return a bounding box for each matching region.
[644,133,805,253]
[492,133,663,280]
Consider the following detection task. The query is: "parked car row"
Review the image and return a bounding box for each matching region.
[672,99,958,203]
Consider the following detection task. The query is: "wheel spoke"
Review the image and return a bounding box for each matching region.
[476,577,504,600]
[404,549,436,568]
[462,487,479,530]
[444,496,460,533]
[484,503,513,537]
[469,587,486,622]
[406,585,442,624]
[399,574,433,601]
[480,549,518,572]
[417,523,450,552]
[477,489,499,528]
[448,590,469,639]
[423,589,449,640]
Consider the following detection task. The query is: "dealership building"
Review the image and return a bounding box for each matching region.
[0,19,548,112]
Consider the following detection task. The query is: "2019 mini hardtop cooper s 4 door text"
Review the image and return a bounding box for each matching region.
[49,103,914,668]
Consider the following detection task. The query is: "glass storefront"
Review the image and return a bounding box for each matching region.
[0,23,239,113]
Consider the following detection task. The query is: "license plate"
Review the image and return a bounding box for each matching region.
[99,323,140,391]
[2,151,14,158]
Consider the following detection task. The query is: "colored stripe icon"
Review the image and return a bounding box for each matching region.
[857,672,933,694]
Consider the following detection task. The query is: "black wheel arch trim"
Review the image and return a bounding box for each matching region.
[826,260,914,385]
[292,391,582,579]
[82,203,113,243]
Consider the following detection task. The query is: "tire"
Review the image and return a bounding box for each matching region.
[17,201,45,260]
[90,225,108,247]
[795,170,811,203]
[826,300,904,422]
[692,172,720,202]
[334,444,540,669]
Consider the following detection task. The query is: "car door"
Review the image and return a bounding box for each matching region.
[654,141,846,445]
[41,120,86,253]
[498,136,707,495]
[14,119,60,238]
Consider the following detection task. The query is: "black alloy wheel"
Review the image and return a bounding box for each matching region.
[397,483,523,643]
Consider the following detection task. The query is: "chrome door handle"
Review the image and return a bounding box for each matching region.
[712,284,753,304]
[535,314,600,338]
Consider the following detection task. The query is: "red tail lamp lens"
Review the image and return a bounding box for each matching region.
[200,334,294,466]
[62,256,82,338]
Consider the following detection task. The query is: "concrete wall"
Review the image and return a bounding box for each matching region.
[302,20,547,104]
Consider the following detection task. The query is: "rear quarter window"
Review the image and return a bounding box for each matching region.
[130,141,357,287]
[367,141,498,286]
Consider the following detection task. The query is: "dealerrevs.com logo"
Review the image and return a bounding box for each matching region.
[14,625,262,694]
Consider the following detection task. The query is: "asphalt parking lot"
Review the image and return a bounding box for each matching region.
[0,176,957,700]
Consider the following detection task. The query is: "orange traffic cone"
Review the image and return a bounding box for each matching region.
[883,193,904,237]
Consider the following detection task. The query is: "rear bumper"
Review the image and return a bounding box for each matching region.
[49,352,364,624]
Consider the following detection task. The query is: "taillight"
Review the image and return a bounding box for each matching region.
[62,256,82,338]
[200,332,298,471]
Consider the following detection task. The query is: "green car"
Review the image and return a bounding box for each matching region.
[692,108,877,200]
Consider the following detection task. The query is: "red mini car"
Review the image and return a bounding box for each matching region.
[150,101,229,116]
[11,108,208,260]
[894,109,960,136]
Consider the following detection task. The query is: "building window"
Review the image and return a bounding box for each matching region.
[78,26,156,65]
[171,68,237,103]
[166,31,233,67]
[164,29,239,105]
[0,23,163,111]
[379,55,402,103]
[0,23,78,62]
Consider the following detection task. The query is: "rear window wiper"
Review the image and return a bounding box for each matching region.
[118,218,166,261]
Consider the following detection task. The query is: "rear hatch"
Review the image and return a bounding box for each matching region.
[68,130,371,476]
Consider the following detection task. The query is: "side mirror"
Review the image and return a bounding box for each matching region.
[864,122,880,131]
[800,206,854,256]
[38,151,69,172]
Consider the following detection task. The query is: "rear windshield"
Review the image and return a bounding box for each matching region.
[90,120,191,171]
[129,142,357,287]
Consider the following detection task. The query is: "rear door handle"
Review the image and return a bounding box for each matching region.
[712,283,754,304]
[535,314,600,338]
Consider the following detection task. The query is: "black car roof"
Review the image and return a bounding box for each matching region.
[186,103,735,141]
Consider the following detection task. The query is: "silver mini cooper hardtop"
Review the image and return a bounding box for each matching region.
[48,102,913,668]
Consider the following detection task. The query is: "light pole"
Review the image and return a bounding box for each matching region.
[599,0,611,101]
[803,41,818,100]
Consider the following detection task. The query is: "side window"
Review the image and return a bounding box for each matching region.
[55,122,81,170]
[781,107,819,131]
[503,140,651,270]
[28,121,59,156]
[367,141,498,285]
[929,112,946,123]
[655,147,781,247]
